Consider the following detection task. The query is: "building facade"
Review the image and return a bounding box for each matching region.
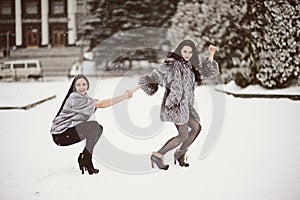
[0,0,88,50]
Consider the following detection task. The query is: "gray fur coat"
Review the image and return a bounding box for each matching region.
[139,54,219,125]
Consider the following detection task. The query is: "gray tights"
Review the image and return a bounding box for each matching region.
[157,117,201,155]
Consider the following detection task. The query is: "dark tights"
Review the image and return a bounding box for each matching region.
[158,117,201,155]
[52,121,103,155]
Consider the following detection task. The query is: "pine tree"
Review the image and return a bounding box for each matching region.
[169,0,300,88]
[250,0,300,88]
[168,0,250,70]
[79,0,180,70]
[79,0,102,47]
[80,0,180,48]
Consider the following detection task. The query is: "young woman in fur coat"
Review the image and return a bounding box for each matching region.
[132,39,219,170]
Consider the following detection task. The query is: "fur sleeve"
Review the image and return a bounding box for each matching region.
[138,58,175,95]
[138,75,159,95]
[198,56,220,80]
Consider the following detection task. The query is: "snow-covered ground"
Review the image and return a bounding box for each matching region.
[217,80,300,95]
[1,77,300,200]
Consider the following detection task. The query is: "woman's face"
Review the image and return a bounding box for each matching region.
[75,78,88,95]
[181,46,193,61]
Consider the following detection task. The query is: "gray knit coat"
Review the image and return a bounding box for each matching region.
[139,55,219,125]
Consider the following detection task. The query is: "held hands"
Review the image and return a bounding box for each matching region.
[124,85,141,100]
[124,90,133,99]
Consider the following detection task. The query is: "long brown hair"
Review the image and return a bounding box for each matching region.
[173,39,202,85]
[54,74,90,119]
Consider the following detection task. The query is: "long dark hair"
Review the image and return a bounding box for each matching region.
[172,39,202,85]
[54,74,90,119]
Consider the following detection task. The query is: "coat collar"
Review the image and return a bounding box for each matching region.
[166,52,192,69]
[167,52,187,62]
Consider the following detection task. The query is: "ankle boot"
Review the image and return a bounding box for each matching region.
[150,152,169,170]
[78,150,99,175]
[174,149,189,167]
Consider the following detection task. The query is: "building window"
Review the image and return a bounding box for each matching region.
[77,0,88,15]
[0,1,12,15]
[25,1,38,14]
[52,1,65,15]
[22,0,40,18]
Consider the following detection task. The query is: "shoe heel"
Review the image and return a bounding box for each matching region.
[151,152,169,170]
[174,149,189,167]
[79,165,84,174]
[78,153,84,174]
[78,152,99,175]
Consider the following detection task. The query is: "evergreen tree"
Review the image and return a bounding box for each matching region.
[169,0,300,88]
[249,0,300,88]
[80,0,180,48]
[168,0,250,70]
[79,0,102,48]
[79,0,180,70]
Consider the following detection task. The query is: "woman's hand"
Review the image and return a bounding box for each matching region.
[208,44,216,54]
[124,85,141,99]
[125,90,133,99]
[208,44,217,61]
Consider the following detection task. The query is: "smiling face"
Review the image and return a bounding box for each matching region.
[75,78,88,95]
[181,46,193,61]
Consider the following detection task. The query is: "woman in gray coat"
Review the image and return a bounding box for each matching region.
[133,39,219,170]
[51,75,132,175]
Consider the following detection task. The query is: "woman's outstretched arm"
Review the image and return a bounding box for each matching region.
[131,85,141,92]
[95,90,132,108]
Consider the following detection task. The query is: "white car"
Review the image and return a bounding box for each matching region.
[0,59,43,79]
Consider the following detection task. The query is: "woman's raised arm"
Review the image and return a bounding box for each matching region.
[208,44,216,61]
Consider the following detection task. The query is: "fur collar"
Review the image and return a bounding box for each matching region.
[167,52,186,62]
[164,52,190,66]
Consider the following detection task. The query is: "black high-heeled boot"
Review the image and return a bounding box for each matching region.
[78,151,99,175]
[151,152,169,170]
[174,149,189,167]
[78,153,85,174]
